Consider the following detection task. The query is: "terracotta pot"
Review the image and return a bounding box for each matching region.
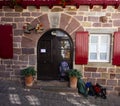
[25,75,33,87]
[69,76,78,89]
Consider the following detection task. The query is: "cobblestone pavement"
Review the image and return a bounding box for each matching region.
[0,80,120,106]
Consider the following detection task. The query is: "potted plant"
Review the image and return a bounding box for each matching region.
[21,67,36,87]
[68,69,82,89]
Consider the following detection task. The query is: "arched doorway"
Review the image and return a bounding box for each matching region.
[37,28,73,80]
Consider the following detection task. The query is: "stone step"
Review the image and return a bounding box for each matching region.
[27,80,78,93]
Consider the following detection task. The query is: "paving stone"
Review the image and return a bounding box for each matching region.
[0,80,120,106]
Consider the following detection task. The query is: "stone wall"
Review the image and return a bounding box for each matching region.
[0,5,120,94]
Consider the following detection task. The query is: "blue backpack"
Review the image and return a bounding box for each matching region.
[59,61,69,80]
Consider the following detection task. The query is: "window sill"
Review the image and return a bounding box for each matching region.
[86,62,113,67]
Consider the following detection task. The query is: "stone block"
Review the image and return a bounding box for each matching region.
[92,73,101,78]
[118,80,120,86]
[13,36,22,42]
[97,68,107,72]
[97,79,106,85]
[93,23,101,27]
[102,73,110,79]
[110,74,116,79]
[14,30,23,36]
[21,36,36,48]
[116,68,120,73]
[66,18,80,33]
[0,72,10,78]
[102,23,112,27]
[79,6,89,11]
[84,72,91,77]
[0,65,5,71]
[19,55,28,61]
[88,16,99,22]
[81,22,91,27]
[112,13,120,19]
[74,16,83,21]
[114,87,120,92]
[5,13,20,17]
[1,17,13,22]
[14,18,24,22]
[51,7,63,12]
[113,20,120,26]
[22,12,30,16]
[84,67,97,72]
[29,55,36,65]
[108,68,116,73]
[116,74,120,79]
[22,48,34,54]
[14,48,22,54]
[60,13,71,29]
[31,12,41,17]
[107,80,117,86]
[38,14,50,30]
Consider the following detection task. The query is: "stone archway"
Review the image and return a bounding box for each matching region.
[22,13,84,79]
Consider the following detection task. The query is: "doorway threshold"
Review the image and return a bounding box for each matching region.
[29,80,78,93]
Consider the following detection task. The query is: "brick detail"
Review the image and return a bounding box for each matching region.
[5,13,20,17]
[97,68,107,72]
[97,79,106,85]
[37,14,50,30]
[102,73,110,79]
[84,72,91,77]
[60,13,71,29]
[84,67,97,72]
[108,68,116,73]
[107,80,117,86]
[113,20,120,26]
[22,48,34,54]
[92,72,101,78]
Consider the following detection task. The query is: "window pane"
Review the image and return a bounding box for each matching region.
[100,53,107,60]
[91,36,98,43]
[101,36,108,43]
[90,53,97,60]
[90,44,97,52]
[100,44,107,52]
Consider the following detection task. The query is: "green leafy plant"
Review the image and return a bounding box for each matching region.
[21,67,36,76]
[68,69,82,79]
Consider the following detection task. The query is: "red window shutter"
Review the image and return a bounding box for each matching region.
[112,32,120,65]
[75,31,89,64]
[0,25,13,59]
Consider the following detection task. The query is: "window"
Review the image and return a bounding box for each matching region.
[89,34,110,62]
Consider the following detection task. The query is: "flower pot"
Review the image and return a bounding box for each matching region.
[25,75,33,87]
[69,76,78,89]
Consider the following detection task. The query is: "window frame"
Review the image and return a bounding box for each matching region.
[89,33,111,62]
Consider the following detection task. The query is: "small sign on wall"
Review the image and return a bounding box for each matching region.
[40,49,46,53]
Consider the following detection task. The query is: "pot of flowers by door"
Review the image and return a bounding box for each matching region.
[21,67,36,87]
[68,69,82,89]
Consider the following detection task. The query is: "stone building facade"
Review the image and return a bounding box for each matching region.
[0,5,120,94]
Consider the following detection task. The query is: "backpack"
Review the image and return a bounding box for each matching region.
[59,61,69,80]
[77,79,88,97]
[86,82,95,96]
[93,83,107,99]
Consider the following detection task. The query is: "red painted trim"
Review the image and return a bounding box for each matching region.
[0,25,13,59]
[0,0,120,9]
[75,31,89,65]
[112,32,120,66]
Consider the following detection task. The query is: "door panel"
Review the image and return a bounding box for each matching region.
[37,29,73,80]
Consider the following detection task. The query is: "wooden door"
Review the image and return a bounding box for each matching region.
[37,29,73,80]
